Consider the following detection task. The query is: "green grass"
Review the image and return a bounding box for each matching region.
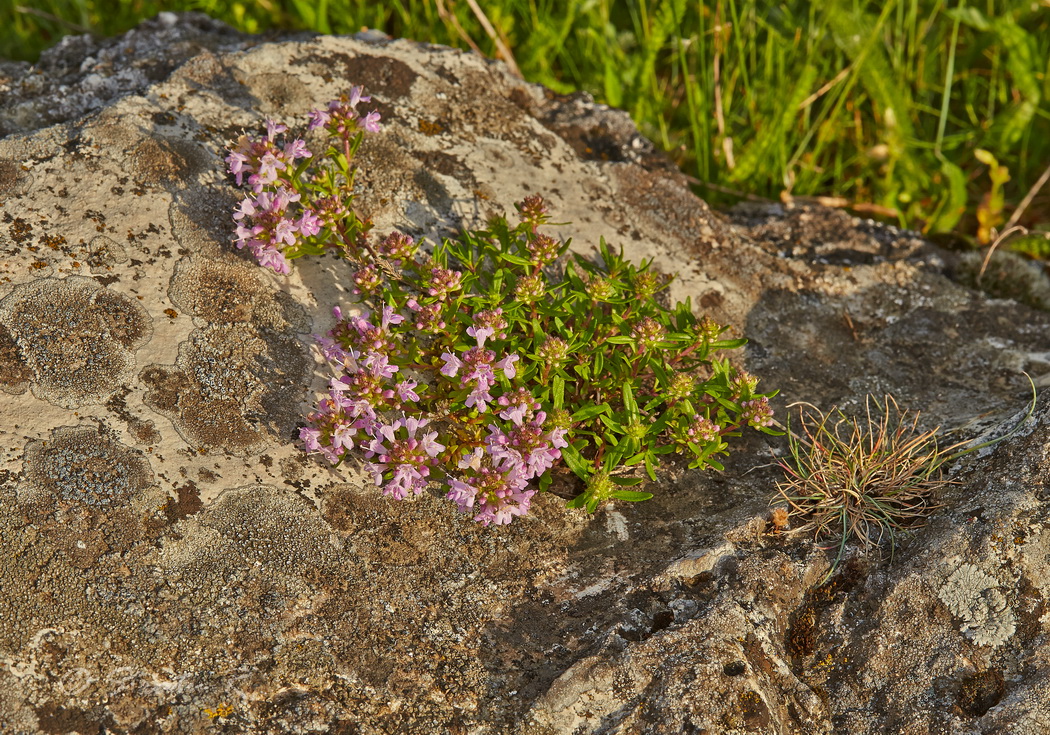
[2,0,1048,245]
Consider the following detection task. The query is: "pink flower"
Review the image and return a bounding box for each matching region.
[273,218,297,246]
[359,111,381,133]
[446,477,477,513]
[467,325,494,347]
[497,388,541,426]
[307,108,332,131]
[233,196,260,221]
[465,385,494,412]
[396,378,420,403]
[256,247,290,274]
[300,426,323,453]
[495,354,519,379]
[253,151,284,188]
[380,305,405,330]
[440,352,463,377]
[363,417,446,499]
[283,138,312,160]
[264,120,288,140]
[225,151,251,184]
[362,351,398,379]
[348,86,370,108]
[297,210,322,237]
[332,422,358,451]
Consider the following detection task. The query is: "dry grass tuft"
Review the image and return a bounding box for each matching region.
[774,395,957,572]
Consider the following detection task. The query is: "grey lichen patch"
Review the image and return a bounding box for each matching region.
[235,72,319,121]
[141,323,308,455]
[199,484,342,569]
[87,235,128,273]
[955,249,1050,312]
[0,276,153,408]
[168,188,242,260]
[937,564,1016,648]
[151,484,342,654]
[0,158,32,198]
[0,322,32,394]
[19,424,154,508]
[129,135,209,187]
[168,255,309,332]
[306,52,418,101]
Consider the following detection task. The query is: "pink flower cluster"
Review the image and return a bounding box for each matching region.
[226,92,382,273]
[363,417,445,499]
[740,397,775,428]
[300,296,565,525]
[440,346,519,414]
[307,87,381,135]
[447,393,568,526]
[225,120,311,194]
[232,188,321,274]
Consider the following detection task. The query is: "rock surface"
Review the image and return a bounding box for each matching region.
[1,12,1049,734]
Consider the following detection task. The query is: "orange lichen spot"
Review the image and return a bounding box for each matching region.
[203,703,235,719]
[164,308,178,319]
[30,261,48,270]
[418,118,445,136]
[41,233,67,250]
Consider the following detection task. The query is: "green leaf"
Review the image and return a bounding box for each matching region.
[499,251,533,267]
[644,452,658,482]
[709,338,747,350]
[605,336,634,345]
[552,375,565,410]
[947,11,1041,147]
[643,396,666,414]
[928,158,967,233]
[566,493,587,509]
[609,490,654,502]
[610,476,643,487]
[728,63,819,184]
[571,403,610,422]
[825,2,915,150]
[561,443,591,479]
[531,317,546,344]
[623,436,641,459]
[604,435,639,468]
[602,55,624,109]
[621,382,639,422]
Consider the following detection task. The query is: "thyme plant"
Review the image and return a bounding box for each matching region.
[225,89,777,525]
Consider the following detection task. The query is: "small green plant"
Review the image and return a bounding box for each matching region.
[974,149,1011,246]
[226,92,778,525]
[773,387,1035,576]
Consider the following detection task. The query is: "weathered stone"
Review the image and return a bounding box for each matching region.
[1,12,1048,733]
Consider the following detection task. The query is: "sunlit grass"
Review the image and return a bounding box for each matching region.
[2,0,1047,247]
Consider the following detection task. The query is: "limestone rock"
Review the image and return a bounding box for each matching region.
[1,13,1049,733]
